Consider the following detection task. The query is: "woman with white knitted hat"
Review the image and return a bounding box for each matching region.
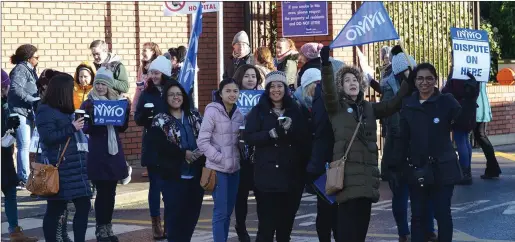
[243,71,311,242]
[134,55,174,240]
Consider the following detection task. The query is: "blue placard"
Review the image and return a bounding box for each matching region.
[282,1,329,37]
[330,2,399,49]
[313,173,336,204]
[211,90,264,116]
[93,100,128,126]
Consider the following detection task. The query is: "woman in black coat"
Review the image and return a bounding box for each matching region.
[244,71,311,242]
[397,63,462,242]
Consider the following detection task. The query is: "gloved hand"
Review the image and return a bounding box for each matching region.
[7,115,20,130]
[281,117,292,131]
[320,46,331,66]
[269,125,287,139]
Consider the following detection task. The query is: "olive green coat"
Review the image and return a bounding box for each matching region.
[321,63,413,204]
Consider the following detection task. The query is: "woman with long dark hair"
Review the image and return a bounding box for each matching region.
[244,71,311,242]
[233,64,264,91]
[36,73,91,242]
[399,63,463,242]
[146,81,205,241]
[134,55,173,239]
[197,78,244,242]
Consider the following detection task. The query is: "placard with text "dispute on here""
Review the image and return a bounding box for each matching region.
[451,28,490,82]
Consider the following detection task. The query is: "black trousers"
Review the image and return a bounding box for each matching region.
[336,198,372,242]
[316,196,338,242]
[94,180,118,225]
[473,122,501,175]
[43,196,91,242]
[255,189,303,242]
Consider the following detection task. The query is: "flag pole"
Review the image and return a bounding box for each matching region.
[192,11,199,109]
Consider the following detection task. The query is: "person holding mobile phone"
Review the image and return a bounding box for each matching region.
[243,71,311,242]
[146,80,205,242]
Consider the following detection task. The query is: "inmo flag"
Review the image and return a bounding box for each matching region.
[178,2,202,94]
[330,2,398,49]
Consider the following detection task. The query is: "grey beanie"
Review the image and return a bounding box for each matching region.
[93,67,115,88]
[391,54,416,75]
[232,31,250,46]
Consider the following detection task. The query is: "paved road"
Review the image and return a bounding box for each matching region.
[3,151,515,242]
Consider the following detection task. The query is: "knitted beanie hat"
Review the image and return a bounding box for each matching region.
[232,31,250,46]
[390,45,417,75]
[329,57,345,76]
[1,69,10,88]
[300,43,323,60]
[301,68,321,89]
[149,56,172,77]
[265,71,288,87]
[94,67,115,88]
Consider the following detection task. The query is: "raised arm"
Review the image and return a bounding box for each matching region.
[372,76,414,119]
[320,47,339,116]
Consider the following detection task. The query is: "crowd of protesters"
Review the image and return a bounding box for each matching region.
[0,29,503,242]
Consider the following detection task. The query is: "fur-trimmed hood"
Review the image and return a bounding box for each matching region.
[334,65,368,99]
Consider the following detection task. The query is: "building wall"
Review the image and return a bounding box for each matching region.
[2,2,513,164]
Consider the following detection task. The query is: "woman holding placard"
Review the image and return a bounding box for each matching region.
[81,67,130,242]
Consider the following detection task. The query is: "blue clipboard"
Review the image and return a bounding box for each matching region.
[313,173,336,205]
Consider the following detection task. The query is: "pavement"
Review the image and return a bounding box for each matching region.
[2,145,515,241]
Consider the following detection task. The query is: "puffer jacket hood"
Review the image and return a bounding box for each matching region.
[197,102,244,174]
[73,61,96,109]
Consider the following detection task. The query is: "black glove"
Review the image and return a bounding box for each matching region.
[466,72,477,82]
[276,124,287,139]
[463,72,478,99]
[7,115,20,130]
[320,46,331,66]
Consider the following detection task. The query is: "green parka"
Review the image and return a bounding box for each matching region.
[321,62,413,204]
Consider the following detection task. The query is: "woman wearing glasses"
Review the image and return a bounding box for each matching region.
[399,63,463,242]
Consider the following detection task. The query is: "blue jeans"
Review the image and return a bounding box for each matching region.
[212,171,240,242]
[388,180,435,236]
[2,186,18,233]
[163,177,204,242]
[409,184,454,242]
[16,114,33,183]
[148,168,164,217]
[453,130,472,169]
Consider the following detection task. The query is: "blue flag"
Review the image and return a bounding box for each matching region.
[330,2,398,49]
[178,3,203,94]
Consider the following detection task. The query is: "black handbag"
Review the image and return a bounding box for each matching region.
[407,156,436,187]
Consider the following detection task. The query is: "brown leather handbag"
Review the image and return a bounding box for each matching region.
[200,167,216,192]
[326,115,362,196]
[27,137,71,196]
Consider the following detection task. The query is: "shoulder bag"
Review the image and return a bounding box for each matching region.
[326,115,362,195]
[27,137,71,196]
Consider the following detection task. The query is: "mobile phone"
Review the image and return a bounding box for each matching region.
[277,116,286,125]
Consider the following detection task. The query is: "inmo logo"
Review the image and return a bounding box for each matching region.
[345,11,386,41]
[238,92,261,107]
[94,103,125,117]
[456,29,482,40]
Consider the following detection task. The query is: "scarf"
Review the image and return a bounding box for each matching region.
[72,113,89,152]
[232,43,251,59]
[88,89,120,155]
[276,50,293,62]
[152,111,203,148]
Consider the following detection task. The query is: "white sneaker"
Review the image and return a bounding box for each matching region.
[120,165,132,185]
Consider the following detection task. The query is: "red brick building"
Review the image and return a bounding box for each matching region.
[2,2,513,164]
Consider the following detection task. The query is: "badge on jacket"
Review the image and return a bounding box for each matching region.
[433,117,440,124]
[347,108,353,113]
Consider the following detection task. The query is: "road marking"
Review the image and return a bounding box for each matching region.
[1,218,43,234]
[451,200,490,213]
[467,201,515,214]
[472,152,515,161]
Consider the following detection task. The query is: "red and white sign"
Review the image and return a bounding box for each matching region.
[163,1,219,16]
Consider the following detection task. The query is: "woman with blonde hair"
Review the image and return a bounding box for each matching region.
[254,46,275,87]
[275,38,299,87]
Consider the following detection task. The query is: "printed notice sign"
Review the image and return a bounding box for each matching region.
[451,28,491,82]
[282,1,329,37]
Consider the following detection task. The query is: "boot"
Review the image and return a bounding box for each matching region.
[151,216,165,240]
[95,225,111,242]
[58,209,73,242]
[9,226,38,242]
[106,223,119,242]
[399,235,410,242]
[235,224,251,242]
[458,166,472,185]
[426,232,438,242]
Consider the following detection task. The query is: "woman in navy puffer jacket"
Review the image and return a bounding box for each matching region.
[36,73,91,242]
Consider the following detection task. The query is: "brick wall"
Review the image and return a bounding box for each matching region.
[486,85,515,137]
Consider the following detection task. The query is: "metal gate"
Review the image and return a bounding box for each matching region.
[244,2,278,54]
[355,1,479,153]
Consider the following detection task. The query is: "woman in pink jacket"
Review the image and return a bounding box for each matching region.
[197,78,244,242]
